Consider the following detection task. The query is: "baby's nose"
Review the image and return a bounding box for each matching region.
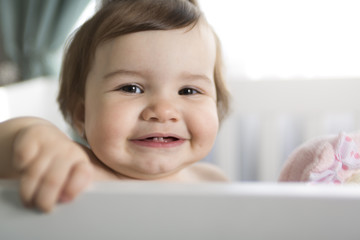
[141,98,180,123]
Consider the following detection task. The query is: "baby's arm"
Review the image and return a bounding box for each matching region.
[0,117,93,212]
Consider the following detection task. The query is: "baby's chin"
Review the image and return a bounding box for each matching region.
[121,164,187,181]
[93,149,196,181]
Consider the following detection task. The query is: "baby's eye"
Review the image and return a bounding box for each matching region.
[178,87,201,95]
[117,84,144,94]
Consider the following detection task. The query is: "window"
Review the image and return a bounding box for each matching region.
[199,0,360,80]
[73,0,360,81]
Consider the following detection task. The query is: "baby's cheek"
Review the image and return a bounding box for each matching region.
[85,116,119,155]
[190,108,219,149]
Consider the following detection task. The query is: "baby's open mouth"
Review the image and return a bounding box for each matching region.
[131,134,185,148]
[142,137,179,143]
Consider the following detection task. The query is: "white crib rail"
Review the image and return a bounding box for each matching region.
[214,79,360,181]
[2,180,360,240]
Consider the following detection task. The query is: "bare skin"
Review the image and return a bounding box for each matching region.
[0,117,227,212]
[0,117,93,212]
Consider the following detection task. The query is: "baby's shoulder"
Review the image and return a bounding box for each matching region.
[186,163,229,182]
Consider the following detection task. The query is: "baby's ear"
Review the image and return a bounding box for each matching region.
[278,136,336,182]
[72,100,85,136]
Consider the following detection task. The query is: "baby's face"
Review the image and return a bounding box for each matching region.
[83,23,218,179]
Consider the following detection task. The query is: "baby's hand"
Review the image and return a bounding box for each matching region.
[12,123,93,212]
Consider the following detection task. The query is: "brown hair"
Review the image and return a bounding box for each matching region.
[58,0,230,131]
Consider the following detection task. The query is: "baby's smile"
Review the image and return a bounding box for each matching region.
[130,133,186,148]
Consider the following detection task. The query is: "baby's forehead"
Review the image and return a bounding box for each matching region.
[86,22,216,86]
[94,22,215,62]
[96,19,214,51]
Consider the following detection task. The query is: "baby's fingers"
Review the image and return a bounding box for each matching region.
[32,158,75,212]
[19,157,51,207]
[59,162,93,203]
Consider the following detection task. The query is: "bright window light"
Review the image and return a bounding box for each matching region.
[71,0,97,32]
[70,0,360,81]
[199,0,360,80]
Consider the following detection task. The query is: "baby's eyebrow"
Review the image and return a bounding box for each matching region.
[103,69,146,80]
[103,69,213,83]
[180,72,213,83]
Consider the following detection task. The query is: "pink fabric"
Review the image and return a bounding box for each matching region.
[279,132,360,183]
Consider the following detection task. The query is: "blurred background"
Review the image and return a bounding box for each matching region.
[1,0,360,181]
[1,0,360,84]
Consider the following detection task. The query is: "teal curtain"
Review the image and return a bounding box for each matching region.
[0,0,90,80]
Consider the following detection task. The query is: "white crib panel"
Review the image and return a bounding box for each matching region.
[258,115,282,181]
[303,114,328,141]
[2,181,360,240]
[215,114,241,181]
[227,79,360,115]
[216,78,360,181]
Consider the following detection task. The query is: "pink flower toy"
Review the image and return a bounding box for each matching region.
[279,132,360,184]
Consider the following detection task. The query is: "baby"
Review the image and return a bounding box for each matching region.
[0,0,230,212]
